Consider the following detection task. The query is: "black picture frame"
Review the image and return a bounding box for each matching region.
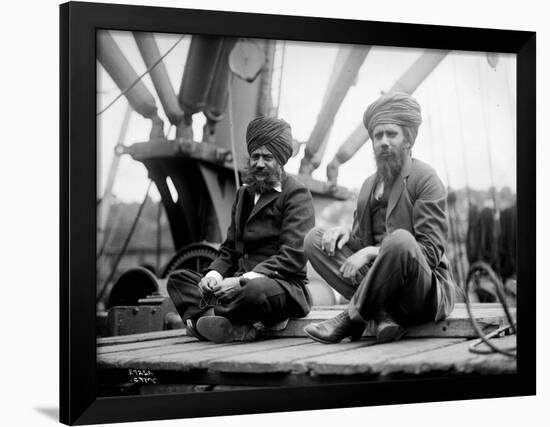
[60,1,536,424]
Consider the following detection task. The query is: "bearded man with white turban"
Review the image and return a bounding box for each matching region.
[167,117,315,343]
[304,92,458,344]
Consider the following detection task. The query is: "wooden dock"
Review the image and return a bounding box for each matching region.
[97,303,516,395]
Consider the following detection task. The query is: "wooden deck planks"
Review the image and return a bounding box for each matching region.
[98,340,233,368]
[97,334,517,379]
[96,303,516,381]
[97,329,187,346]
[207,339,377,374]
[378,335,517,375]
[298,338,465,375]
[99,338,311,372]
[97,336,195,355]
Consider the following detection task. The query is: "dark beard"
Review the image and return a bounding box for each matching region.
[242,163,282,194]
[374,146,408,185]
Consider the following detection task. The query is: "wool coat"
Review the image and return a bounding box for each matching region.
[207,173,316,317]
[348,158,458,321]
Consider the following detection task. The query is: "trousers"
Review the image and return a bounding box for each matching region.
[166,269,298,326]
[304,227,437,325]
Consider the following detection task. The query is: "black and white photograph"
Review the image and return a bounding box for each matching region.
[4,0,534,425]
[95,30,518,394]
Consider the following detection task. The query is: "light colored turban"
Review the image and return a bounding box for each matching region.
[363,92,422,144]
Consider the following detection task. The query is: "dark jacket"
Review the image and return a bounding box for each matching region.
[208,174,315,316]
[348,158,458,321]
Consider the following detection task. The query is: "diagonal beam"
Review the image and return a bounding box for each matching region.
[299,45,371,175]
[133,32,185,129]
[97,31,164,138]
[326,49,449,185]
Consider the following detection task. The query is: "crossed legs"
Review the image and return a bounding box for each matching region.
[167,269,295,327]
[304,227,437,342]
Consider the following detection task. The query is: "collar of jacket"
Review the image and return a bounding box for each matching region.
[400,155,413,179]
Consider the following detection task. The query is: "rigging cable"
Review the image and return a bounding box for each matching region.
[97,180,154,304]
[274,41,286,117]
[477,56,502,277]
[502,56,517,142]
[97,210,123,260]
[425,68,465,286]
[154,124,174,271]
[155,200,163,273]
[227,75,241,190]
[463,58,516,357]
[97,34,186,117]
[451,55,472,206]
[477,57,499,213]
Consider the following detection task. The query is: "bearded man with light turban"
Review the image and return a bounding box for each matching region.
[167,117,315,343]
[303,92,458,344]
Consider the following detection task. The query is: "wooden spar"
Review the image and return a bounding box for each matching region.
[326,49,449,185]
[299,45,371,175]
[133,32,185,132]
[97,31,164,139]
[203,39,238,143]
[177,36,225,140]
[97,104,132,256]
[310,46,368,166]
[257,40,277,117]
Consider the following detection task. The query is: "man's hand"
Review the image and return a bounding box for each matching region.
[198,276,218,295]
[339,246,379,284]
[212,277,241,301]
[321,226,351,256]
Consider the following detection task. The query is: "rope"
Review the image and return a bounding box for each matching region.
[227,76,240,190]
[477,57,499,213]
[468,324,515,355]
[425,70,465,286]
[451,55,472,205]
[275,41,286,117]
[155,200,163,273]
[96,209,122,260]
[97,180,153,303]
[97,34,185,117]
[502,59,516,139]
[464,261,517,358]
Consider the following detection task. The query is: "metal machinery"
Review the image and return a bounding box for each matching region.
[97,33,356,336]
[97,32,450,336]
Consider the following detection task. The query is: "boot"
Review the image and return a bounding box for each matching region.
[304,311,365,344]
[196,316,258,343]
[375,311,406,343]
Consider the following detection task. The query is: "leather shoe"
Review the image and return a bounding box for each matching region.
[185,318,207,341]
[304,311,365,344]
[375,312,406,343]
[196,316,258,343]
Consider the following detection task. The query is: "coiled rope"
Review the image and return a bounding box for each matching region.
[464,261,516,358]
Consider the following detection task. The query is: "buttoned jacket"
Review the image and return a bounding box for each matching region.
[208,173,315,316]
